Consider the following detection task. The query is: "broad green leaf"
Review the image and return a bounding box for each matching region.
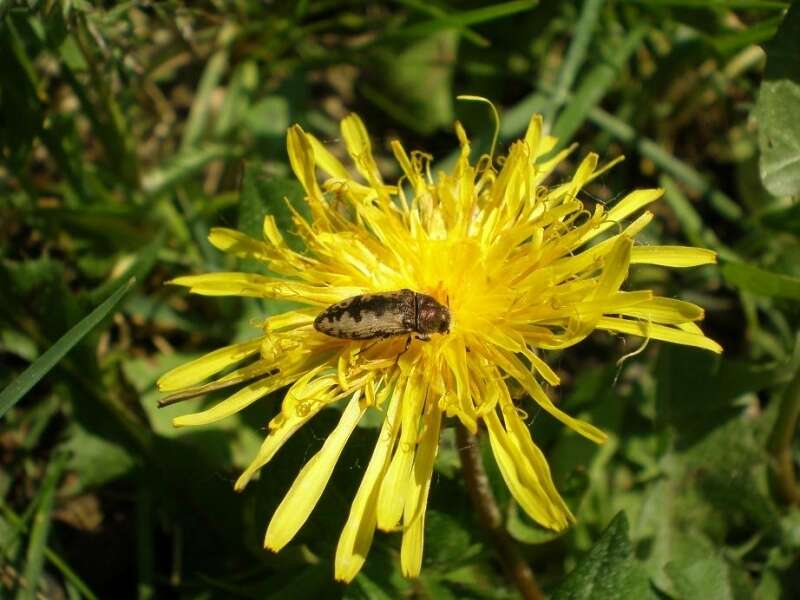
[552,512,656,600]
[244,95,291,140]
[215,60,259,138]
[755,3,800,196]
[756,80,800,197]
[0,278,135,420]
[655,346,789,443]
[62,422,137,491]
[237,166,307,316]
[238,168,304,241]
[421,510,475,566]
[507,502,563,544]
[124,354,263,471]
[722,262,800,299]
[665,544,752,600]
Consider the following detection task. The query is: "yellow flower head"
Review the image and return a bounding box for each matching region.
[158,110,721,581]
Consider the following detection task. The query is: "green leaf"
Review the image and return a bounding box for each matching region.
[655,346,789,443]
[755,3,800,196]
[552,512,656,600]
[237,166,310,313]
[664,544,750,600]
[506,502,563,544]
[722,262,800,299]
[756,80,800,197]
[0,277,135,420]
[62,421,137,491]
[238,167,304,241]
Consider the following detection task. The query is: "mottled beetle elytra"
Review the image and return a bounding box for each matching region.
[313,289,450,341]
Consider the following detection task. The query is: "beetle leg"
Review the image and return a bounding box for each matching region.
[357,332,397,357]
[395,335,413,361]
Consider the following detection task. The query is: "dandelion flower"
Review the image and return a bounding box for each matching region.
[158,110,721,581]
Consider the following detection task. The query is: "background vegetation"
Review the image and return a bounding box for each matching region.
[2,1,800,598]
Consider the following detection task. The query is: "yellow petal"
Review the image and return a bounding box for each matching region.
[400,406,442,577]
[618,297,704,324]
[170,272,362,305]
[480,345,607,444]
[592,235,632,299]
[376,371,422,530]
[172,370,290,427]
[597,316,722,353]
[157,338,262,391]
[287,124,322,200]
[168,272,274,297]
[341,113,384,189]
[485,409,562,528]
[235,405,321,491]
[523,114,543,158]
[265,392,365,551]
[502,403,573,524]
[235,367,337,489]
[568,153,599,196]
[306,133,351,181]
[577,189,662,245]
[630,245,717,267]
[208,228,270,260]
[335,390,403,582]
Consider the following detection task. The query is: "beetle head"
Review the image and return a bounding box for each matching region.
[417,294,451,335]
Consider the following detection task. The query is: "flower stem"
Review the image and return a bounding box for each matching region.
[456,425,545,600]
[768,363,800,505]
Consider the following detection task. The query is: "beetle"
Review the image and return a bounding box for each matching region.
[313,289,450,342]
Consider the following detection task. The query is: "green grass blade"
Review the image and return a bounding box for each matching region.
[1,500,98,600]
[0,278,136,420]
[589,106,744,221]
[551,24,647,150]
[18,452,69,600]
[391,0,537,38]
[660,175,739,261]
[181,46,230,151]
[546,0,605,121]
[621,0,787,8]
[141,144,238,196]
[396,0,490,46]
